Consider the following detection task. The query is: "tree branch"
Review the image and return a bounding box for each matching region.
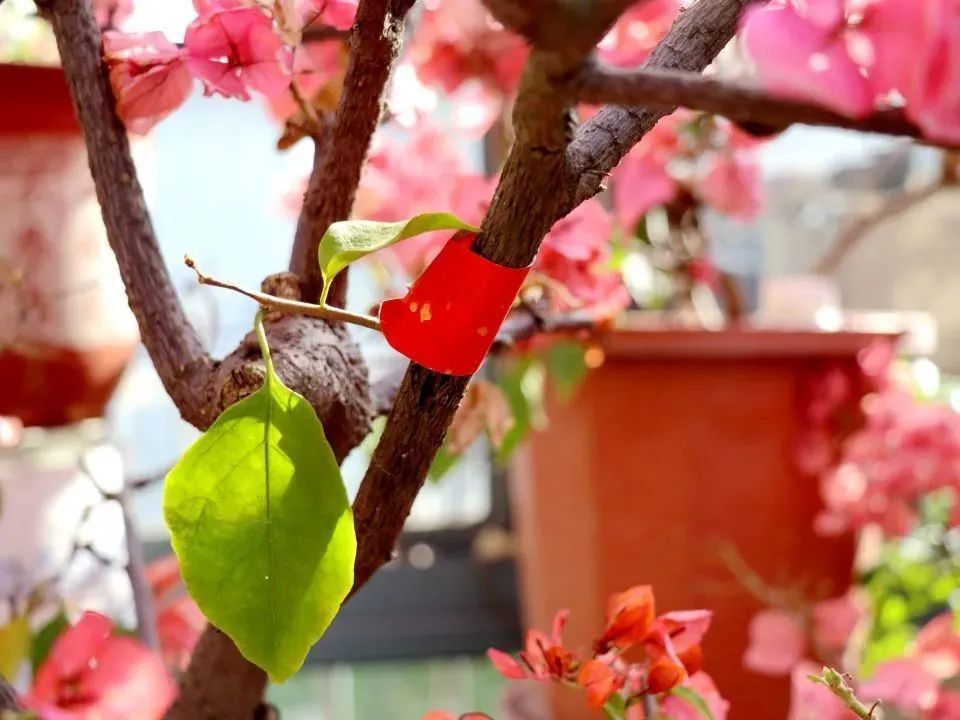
[349,0,642,596]
[35,0,215,429]
[185,256,382,331]
[289,0,416,305]
[567,0,756,210]
[576,64,942,147]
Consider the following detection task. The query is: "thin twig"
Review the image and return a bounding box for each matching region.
[809,668,879,720]
[184,256,382,332]
[814,183,945,274]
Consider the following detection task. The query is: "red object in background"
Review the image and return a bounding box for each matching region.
[511,327,898,720]
[380,232,530,376]
[0,64,139,427]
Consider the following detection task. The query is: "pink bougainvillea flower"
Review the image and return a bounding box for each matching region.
[185,1,291,100]
[267,40,345,120]
[812,593,863,651]
[915,611,960,680]
[859,659,941,713]
[103,31,193,135]
[25,611,176,720]
[309,0,359,30]
[537,200,629,315]
[421,713,492,720]
[487,609,576,683]
[613,149,679,230]
[928,691,960,720]
[743,609,807,676]
[788,661,850,720]
[740,0,874,118]
[698,152,761,220]
[659,672,730,720]
[597,0,682,67]
[577,659,624,708]
[147,555,206,671]
[92,0,133,28]
[408,0,526,132]
[596,584,657,652]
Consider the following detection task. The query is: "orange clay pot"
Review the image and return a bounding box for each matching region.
[0,64,138,427]
[510,326,898,720]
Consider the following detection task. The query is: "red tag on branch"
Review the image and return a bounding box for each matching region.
[380,232,530,376]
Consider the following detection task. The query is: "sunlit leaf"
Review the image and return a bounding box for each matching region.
[669,686,716,720]
[317,213,479,304]
[495,357,546,463]
[164,312,355,682]
[0,614,29,680]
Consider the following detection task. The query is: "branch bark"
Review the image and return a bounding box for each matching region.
[349,0,660,597]
[567,0,756,209]
[35,0,216,430]
[576,64,941,148]
[289,0,416,305]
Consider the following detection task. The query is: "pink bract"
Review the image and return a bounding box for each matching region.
[698,152,762,221]
[26,612,176,720]
[659,672,730,720]
[185,3,292,100]
[788,661,850,720]
[811,593,863,651]
[103,31,194,135]
[740,1,874,118]
[743,609,807,676]
[859,659,941,713]
[597,0,682,67]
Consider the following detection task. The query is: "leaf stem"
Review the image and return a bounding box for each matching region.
[254,309,276,377]
[185,256,382,332]
[808,667,879,720]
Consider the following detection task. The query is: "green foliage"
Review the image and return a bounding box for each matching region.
[669,686,716,720]
[602,694,627,719]
[164,312,355,682]
[30,611,69,673]
[544,341,589,401]
[495,357,546,463]
[317,213,479,305]
[860,501,960,674]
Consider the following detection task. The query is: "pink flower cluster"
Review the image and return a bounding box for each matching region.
[818,384,960,537]
[103,0,358,133]
[746,605,960,720]
[741,0,960,144]
[611,110,764,229]
[354,124,627,316]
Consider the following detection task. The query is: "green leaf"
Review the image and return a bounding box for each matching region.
[669,686,715,720]
[164,311,356,682]
[495,358,546,463]
[30,611,69,673]
[545,341,589,401]
[317,213,480,304]
[602,693,627,719]
[0,614,30,680]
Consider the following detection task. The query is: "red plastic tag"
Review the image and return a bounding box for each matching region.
[380,232,531,376]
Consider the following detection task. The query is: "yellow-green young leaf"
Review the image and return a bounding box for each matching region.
[317,213,480,304]
[669,686,716,720]
[163,312,355,682]
[0,614,30,680]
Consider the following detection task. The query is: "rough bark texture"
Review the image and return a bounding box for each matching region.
[568,0,755,209]
[577,64,937,146]
[0,675,22,711]
[290,0,416,305]
[36,0,215,429]
[348,0,758,602]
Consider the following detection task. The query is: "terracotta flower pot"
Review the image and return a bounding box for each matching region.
[0,64,138,427]
[510,326,897,720]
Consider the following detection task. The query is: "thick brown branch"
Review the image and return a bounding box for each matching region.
[289,0,415,305]
[577,65,940,147]
[349,0,638,598]
[568,0,756,209]
[36,0,214,429]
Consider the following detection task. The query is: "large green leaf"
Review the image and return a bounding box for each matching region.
[164,312,355,682]
[317,213,479,304]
